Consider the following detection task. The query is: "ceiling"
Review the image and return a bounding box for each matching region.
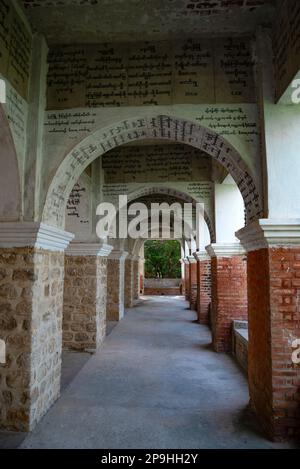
[20,0,276,44]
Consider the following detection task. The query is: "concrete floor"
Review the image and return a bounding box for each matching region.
[2,296,298,449]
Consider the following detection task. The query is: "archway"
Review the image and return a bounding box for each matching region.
[42,115,263,229]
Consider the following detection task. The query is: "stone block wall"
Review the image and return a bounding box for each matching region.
[133,259,140,301]
[124,258,134,308]
[63,255,107,351]
[0,247,64,431]
[211,255,248,352]
[107,257,125,321]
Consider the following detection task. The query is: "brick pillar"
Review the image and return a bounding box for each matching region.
[124,256,134,308]
[184,260,190,301]
[62,243,112,352]
[0,223,73,431]
[107,251,128,321]
[237,220,300,440]
[132,257,140,301]
[207,243,248,353]
[188,256,197,310]
[194,252,211,325]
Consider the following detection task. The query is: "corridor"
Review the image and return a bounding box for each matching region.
[11,296,291,449]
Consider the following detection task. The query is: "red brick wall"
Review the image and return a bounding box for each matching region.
[197,259,211,324]
[248,248,300,440]
[189,262,197,310]
[185,263,190,301]
[211,256,248,352]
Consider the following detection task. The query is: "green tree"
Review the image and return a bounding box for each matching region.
[144,240,181,278]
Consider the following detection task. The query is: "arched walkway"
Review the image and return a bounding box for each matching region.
[18,296,293,449]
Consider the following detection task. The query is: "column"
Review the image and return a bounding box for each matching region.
[206,243,247,353]
[0,223,73,431]
[124,255,134,308]
[184,259,190,301]
[107,251,128,321]
[62,242,112,352]
[132,256,140,302]
[188,256,197,311]
[193,251,211,325]
[237,220,300,440]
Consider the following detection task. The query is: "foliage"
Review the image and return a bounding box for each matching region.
[144,240,181,278]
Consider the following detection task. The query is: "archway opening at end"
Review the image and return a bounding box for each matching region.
[144,239,183,296]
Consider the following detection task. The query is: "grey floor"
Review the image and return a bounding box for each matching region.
[1,296,298,449]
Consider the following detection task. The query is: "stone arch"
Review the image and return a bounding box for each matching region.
[0,105,21,221]
[42,114,263,229]
[126,185,215,243]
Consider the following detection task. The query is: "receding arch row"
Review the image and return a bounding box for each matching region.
[42,114,263,229]
[126,186,215,244]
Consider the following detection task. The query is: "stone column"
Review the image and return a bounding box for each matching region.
[206,243,247,353]
[62,242,112,352]
[193,251,211,325]
[132,256,140,302]
[237,220,300,441]
[188,256,197,311]
[124,255,134,308]
[107,251,128,321]
[0,223,73,431]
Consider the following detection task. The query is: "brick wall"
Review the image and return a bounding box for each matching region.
[248,248,300,440]
[189,262,197,310]
[211,256,248,352]
[184,263,189,301]
[197,259,211,324]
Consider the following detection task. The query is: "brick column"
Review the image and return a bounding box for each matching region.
[188,256,197,310]
[237,220,300,441]
[0,223,73,431]
[107,251,128,321]
[62,242,112,352]
[184,259,190,301]
[193,251,211,325]
[124,255,134,308]
[206,243,247,353]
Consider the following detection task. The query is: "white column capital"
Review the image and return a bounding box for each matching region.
[108,250,128,261]
[193,251,211,261]
[205,242,245,258]
[187,255,197,264]
[236,219,300,252]
[66,242,113,257]
[0,222,74,252]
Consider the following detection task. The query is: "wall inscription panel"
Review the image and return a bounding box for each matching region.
[47,37,255,109]
[274,0,300,101]
[102,144,211,184]
[0,1,32,100]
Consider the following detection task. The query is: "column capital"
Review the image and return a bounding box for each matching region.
[108,250,128,261]
[66,241,113,257]
[193,251,210,261]
[236,219,300,253]
[0,222,74,251]
[187,255,197,264]
[206,242,245,258]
